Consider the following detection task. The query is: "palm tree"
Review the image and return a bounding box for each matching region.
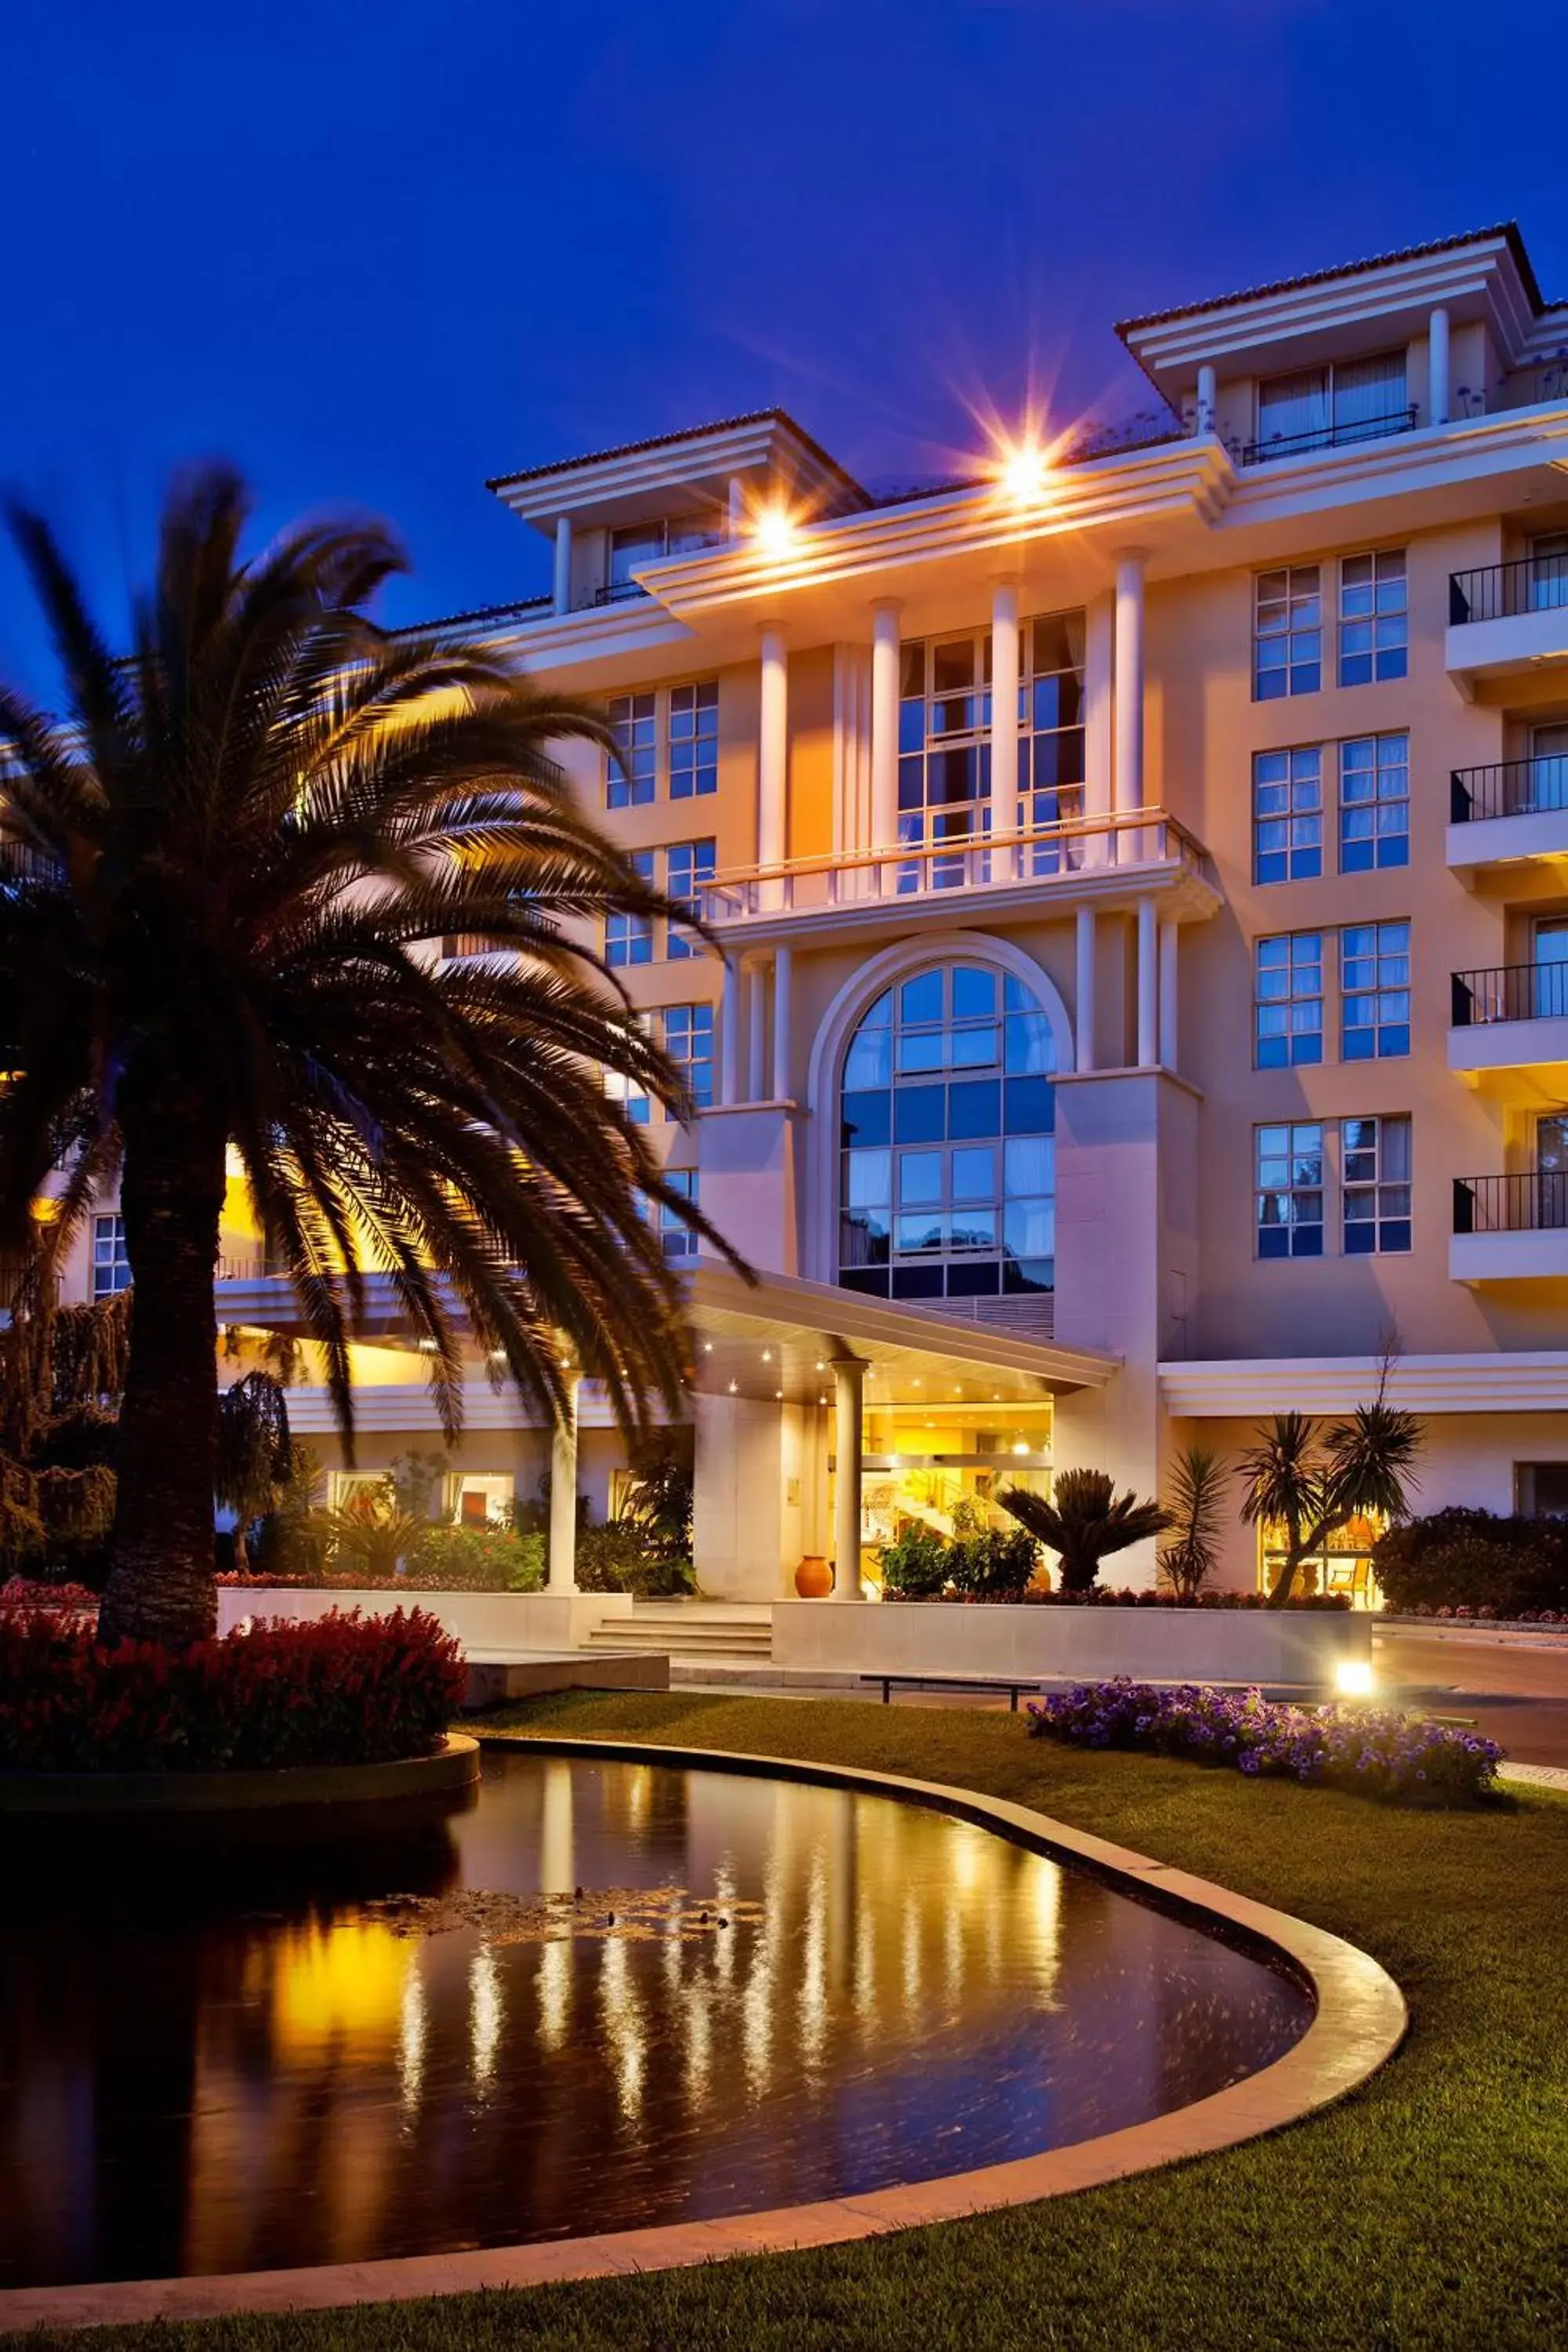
[1239,1399,1421,1606]
[1000,1469,1170,1595]
[1157,1443,1230,1600]
[0,465,735,1650]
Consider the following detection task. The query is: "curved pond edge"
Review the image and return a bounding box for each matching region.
[0,1733,480,1816]
[0,1731,1406,2336]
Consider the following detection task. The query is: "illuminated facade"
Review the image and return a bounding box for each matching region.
[57,222,1568,1598]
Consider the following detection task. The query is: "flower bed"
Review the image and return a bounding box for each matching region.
[1025,1678,1502,1804]
[0,1605,464,1773]
[0,1578,98,1613]
[882,1584,1349,1610]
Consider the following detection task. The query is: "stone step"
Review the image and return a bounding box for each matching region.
[586,1622,774,1657]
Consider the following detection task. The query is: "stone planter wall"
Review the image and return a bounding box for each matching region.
[771,1599,1370,1687]
[216,1588,633,1654]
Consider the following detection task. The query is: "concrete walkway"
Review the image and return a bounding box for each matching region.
[1374,1623,1568,1769]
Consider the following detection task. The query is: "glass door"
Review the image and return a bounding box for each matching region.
[1535,1112,1568,1229]
[1534,918,1568,1020]
[1531,722,1568,815]
[1528,532,1568,613]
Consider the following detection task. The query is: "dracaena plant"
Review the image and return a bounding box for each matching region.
[0,464,740,1649]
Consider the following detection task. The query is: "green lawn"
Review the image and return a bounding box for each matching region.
[16,1690,1568,2352]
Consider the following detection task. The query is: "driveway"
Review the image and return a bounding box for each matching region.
[1375,1625,1568,1768]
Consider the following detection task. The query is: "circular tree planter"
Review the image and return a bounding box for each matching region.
[0,1732,480,1817]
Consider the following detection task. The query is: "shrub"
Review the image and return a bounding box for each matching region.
[1025,1677,1502,1804]
[0,1606,464,1772]
[1373,1509,1568,1616]
[878,1524,952,1599]
[946,1526,1040,1599]
[574,1518,695,1599]
[402,1523,544,1592]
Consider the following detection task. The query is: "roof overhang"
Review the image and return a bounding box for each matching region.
[684,1264,1116,1406]
[488,412,869,536]
[1120,229,1544,405]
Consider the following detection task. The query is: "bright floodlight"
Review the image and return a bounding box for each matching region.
[753,506,797,557]
[1334,1659,1376,1699]
[1000,443,1051,504]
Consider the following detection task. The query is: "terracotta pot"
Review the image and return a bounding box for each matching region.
[794,1555,833,1599]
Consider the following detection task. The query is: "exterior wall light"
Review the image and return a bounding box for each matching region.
[753,507,797,558]
[1000,443,1051,504]
[1334,1660,1376,1698]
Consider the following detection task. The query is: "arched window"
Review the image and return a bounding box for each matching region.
[837,961,1056,1301]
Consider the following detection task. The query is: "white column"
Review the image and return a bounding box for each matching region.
[1428,306,1451,427]
[1196,363,1217,437]
[771,944,793,1102]
[720,957,742,1106]
[989,579,1021,879]
[758,625,789,873]
[1075,906,1097,1075]
[829,1357,867,1599]
[728,475,747,539]
[1113,551,1146,820]
[869,601,901,863]
[547,1371,581,1593]
[552,515,574,616]
[746,958,768,1103]
[1159,916,1179,1071]
[1083,593,1113,867]
[1136,898,1159,1069]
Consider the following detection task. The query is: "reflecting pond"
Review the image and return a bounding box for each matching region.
[0,1750,1311,2286]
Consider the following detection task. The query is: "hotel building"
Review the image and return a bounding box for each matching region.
[65,221,1568,1604]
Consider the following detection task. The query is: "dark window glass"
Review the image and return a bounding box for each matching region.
[1004,1077,1055,1134]
[894,1085,946,1144]
[840,1091,891,1148]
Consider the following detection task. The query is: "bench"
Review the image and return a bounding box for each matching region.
[860,1671,1041,1711]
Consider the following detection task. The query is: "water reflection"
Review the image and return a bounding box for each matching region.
[0,1755,1310,2288]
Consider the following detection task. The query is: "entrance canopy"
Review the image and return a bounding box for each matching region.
[683,1265,1116,1409]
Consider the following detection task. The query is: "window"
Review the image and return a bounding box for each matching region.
[604,1036,651,1127]
[1253,746,1323,884]
[1254,567,1322,699]
[1253,350,1407,463]
[1342,1116,1411,1255]
[1340,733,1409,872]
[1516,1462,1568,1516]
[898,633,991,887]
[607,692,656,808]
[1341,922,1410,1059]
[1256,1124,1324,1258]
[656,1170,699,1261]
[1527,532,1568,614]
[838,963,1056,1301]
[668,680,719,799]
[606,850,655,967]
[1254,933,1323,1068]
[93,1213,131,1298]
[661,1003,714,1112]
[1019,611,1087,862]
[664,839,715,959]
[1338,551,1408,686]
[608,513,719,596]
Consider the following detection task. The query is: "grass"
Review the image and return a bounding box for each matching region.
[13,1689,1568,2352]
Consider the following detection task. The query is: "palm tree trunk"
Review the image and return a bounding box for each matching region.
[98,1090,227,1651]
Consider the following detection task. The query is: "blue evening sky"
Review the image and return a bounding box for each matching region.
[2,0,1563,695]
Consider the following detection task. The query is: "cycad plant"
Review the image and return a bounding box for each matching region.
[0,465,733,1648]
[1000,1469,1170,1595]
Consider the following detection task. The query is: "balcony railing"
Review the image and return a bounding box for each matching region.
[1239,406,1418,467]
[1449,555,1568,625]
[1454,1171,1568,1235]
[1450,757,1568,824]
[699,806,1204,924]
[1451,962,1568,1028]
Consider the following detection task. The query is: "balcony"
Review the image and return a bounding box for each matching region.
[1446,556,1568,691]
[1451,1171,1568,1283]
[698,806,1216,947]
[1238,405,1419,469]
[1448,756,1568,879]
[1449,963,1568,1100]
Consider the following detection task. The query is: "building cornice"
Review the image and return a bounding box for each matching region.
[1161,1351,1568,1417]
